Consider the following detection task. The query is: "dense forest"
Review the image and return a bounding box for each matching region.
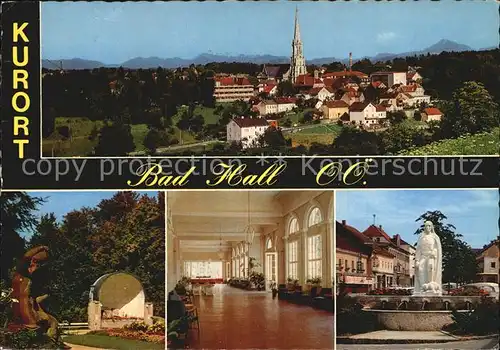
[0,192,165,322]
[42,49,500,156]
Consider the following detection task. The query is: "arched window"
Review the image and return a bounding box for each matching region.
[308,207,322,227]
[266,237,273,250]
[307,234,322,279]
[288,240,298,280]
[289,217,299,235]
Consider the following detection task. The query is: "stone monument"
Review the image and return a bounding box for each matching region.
[88,272,153,330]
[414,221,443,296]
[9,246,59,340]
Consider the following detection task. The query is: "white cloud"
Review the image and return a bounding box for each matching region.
[376,31,397,43]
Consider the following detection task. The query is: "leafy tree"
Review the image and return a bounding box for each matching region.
[0,193,45,284]
[414,210,478,285]
[331,127,382,155]
[362,84,380,103]
[325,61,345,71]
[440,81,499,138]
[380,124,431,154]
[277,80,295,97]
[143,128,162,154]
[94,122,136,156]
[88,124,99,141]
[258,126,289,148]
[282,118,292,128]
[387,111,407,125]
[352,58,375,74]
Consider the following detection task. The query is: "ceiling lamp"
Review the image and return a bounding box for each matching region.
[243,192,255,246]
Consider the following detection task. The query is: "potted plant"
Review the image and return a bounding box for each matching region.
[249,271,266,291]
[308,277,322,287]
[270,281,278,298]
[174,276,191,295]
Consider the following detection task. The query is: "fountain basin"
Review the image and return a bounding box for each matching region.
[362,309,461,331]
[353,295,493,310]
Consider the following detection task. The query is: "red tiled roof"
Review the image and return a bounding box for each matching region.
[337,221,371,243]
[324,100,349,108]
[400,85,417,93]
[216,76,252,86]
[349,102,370,112]
[363,225,392,242]
[380,92,397,99]
[323,71,368,78]
[275,97,296,104]
[424,107,443,116]
[263,84,276,93]
[232,117,268,128]
[295,75,323,87]
[375,105,386,112]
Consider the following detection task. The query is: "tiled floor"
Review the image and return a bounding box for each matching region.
[185,284,334,349]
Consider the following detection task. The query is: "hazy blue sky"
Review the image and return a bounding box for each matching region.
[41,1,499,64]
[22,191,158,238]
[336,190,499,249]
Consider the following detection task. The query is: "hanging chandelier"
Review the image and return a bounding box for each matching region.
[243,192,255,246]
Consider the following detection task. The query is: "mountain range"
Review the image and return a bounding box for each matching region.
[43,39,492,70]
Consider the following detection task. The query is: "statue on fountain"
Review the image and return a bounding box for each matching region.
[414,221,443,296]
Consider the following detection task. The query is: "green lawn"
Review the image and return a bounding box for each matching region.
[286,108,316,124]
[287,123,342,147]
[43,117,158,156]
[399,128,500,155]
[193,106,219,124]
[63,334,164,350]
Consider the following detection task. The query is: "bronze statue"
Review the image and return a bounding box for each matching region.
[9,246,59,340]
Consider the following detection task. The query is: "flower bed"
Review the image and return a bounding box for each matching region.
[449,288,490,297]
[367,288,412,296]
[88,320,165,344]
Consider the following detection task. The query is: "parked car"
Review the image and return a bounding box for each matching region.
[449,282,499,299]
[464,282,499,299]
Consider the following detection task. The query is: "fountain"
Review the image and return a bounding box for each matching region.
[356,221,495,331]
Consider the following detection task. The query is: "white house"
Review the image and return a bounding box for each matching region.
[275,98,297,113]
[398,84,431,107]
[256,101,278,116]
[349,102,386,126]
[227,117,269,148]
[422,107,443,122]
[307,86,335,101]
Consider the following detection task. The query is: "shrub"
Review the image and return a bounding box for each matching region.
[124,321,149,332]
[449,298,500,335]
[0,329,60,349]
[367,288,412,296]
[336,295,378,335]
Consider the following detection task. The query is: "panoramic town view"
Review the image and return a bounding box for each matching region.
[335,189,499,349]
[41,1,499,156]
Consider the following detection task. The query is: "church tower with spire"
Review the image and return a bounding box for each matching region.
[289,7,307,83]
